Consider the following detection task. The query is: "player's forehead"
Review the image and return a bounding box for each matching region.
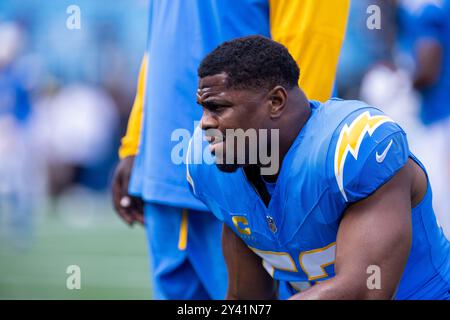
[197,72,229,101]
[198,72,228,89]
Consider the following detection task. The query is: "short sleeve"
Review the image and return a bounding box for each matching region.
[331,109,409,203]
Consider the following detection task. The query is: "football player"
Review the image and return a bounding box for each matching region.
[187,36,450,299]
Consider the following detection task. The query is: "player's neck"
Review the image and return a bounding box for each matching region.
[262,89,310,183]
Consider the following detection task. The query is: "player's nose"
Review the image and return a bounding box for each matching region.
[200,110,218,130]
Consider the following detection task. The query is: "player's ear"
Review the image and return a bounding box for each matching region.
[268,85,287,120]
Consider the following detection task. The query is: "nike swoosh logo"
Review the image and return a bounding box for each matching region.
[376,139,393,163]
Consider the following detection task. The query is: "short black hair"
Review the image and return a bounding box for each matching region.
[198,35,300,91]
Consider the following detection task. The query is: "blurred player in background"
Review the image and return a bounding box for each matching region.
[112,0,349,299]
[410,0,450,237]
[360,0,450,238]
[0,22,34,250]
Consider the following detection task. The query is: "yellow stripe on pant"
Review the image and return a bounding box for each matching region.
[178,209,189,250]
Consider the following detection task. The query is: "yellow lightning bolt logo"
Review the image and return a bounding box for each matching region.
[334,111,393,201]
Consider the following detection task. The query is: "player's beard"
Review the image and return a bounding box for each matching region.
[209,128,279,175]
[210,139,240,173]
[211,136,257,173]
[216,162,240,173]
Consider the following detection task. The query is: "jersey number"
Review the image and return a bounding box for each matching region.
[250,242,336,282]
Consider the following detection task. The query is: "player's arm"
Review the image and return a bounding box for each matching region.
[269,0,350,101]
[291,160,416,300]
[223,224,277,300]
[112,54,148,225]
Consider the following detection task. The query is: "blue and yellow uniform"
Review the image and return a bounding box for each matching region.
[119,0,349,299]
[187,99,450,299]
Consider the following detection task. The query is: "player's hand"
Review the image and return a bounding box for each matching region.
[112,156,144,226]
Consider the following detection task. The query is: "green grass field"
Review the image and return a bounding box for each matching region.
[0,191,151,299]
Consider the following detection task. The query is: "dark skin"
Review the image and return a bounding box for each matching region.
[111,156,144,226]
[198,73,428,300]
[413,39,443,90]
[198,73,310,180]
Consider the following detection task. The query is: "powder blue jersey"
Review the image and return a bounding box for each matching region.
[187,99,450,299]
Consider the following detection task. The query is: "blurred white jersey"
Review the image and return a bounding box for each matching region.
[34,84,119,166]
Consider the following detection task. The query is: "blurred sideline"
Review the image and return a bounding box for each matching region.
[0,189,150,299]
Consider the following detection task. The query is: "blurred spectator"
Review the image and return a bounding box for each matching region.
[337,0,397,99]
[361,0,450,238]
[0,22,35,249]
[0,1,147,201]
[408,0,450,237]
[33,84,120,195]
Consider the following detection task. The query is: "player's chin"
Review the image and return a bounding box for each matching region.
[215,162,240,173]
[213,148,247,173]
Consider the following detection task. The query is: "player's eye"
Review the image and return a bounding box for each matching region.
[204,102,226,111]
